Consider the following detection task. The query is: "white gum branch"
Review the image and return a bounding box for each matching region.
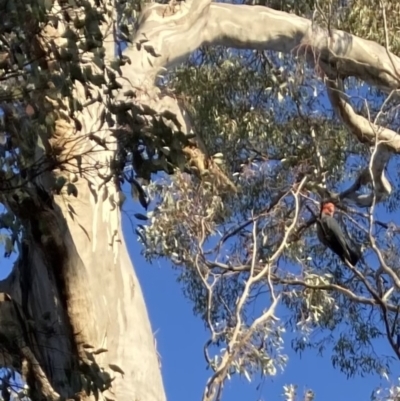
[123,1,400,204]
[327,80,395,206]
[126,2,400,91]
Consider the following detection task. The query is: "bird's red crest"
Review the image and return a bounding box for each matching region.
[321,202,335,216]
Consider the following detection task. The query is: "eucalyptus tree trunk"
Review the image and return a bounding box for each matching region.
[0,0,166,400]
[0,1,399,401]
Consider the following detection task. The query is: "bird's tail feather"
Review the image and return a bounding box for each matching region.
[348,244,362,266]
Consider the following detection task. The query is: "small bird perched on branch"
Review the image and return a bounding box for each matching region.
[317,202,361,266]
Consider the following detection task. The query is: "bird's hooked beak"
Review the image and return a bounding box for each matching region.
[321,202,335,216]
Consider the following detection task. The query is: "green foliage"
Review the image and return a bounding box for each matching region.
[137,3,400,392]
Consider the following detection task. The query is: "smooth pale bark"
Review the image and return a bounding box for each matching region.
[124,0,400,205]
[126,1,400,89]
[56,182,165,401]
[326,80,393,205]
[0,2,166,401]
[0,192,165,401]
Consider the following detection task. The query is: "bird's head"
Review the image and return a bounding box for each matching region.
[321,202,335,216]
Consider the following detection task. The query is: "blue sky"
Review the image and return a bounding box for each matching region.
[124,194,400,401]
[0,179,398,400]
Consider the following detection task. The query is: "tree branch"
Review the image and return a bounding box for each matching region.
[124,1,400,203]
[126,2,400,91]
[327,79,394,206]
